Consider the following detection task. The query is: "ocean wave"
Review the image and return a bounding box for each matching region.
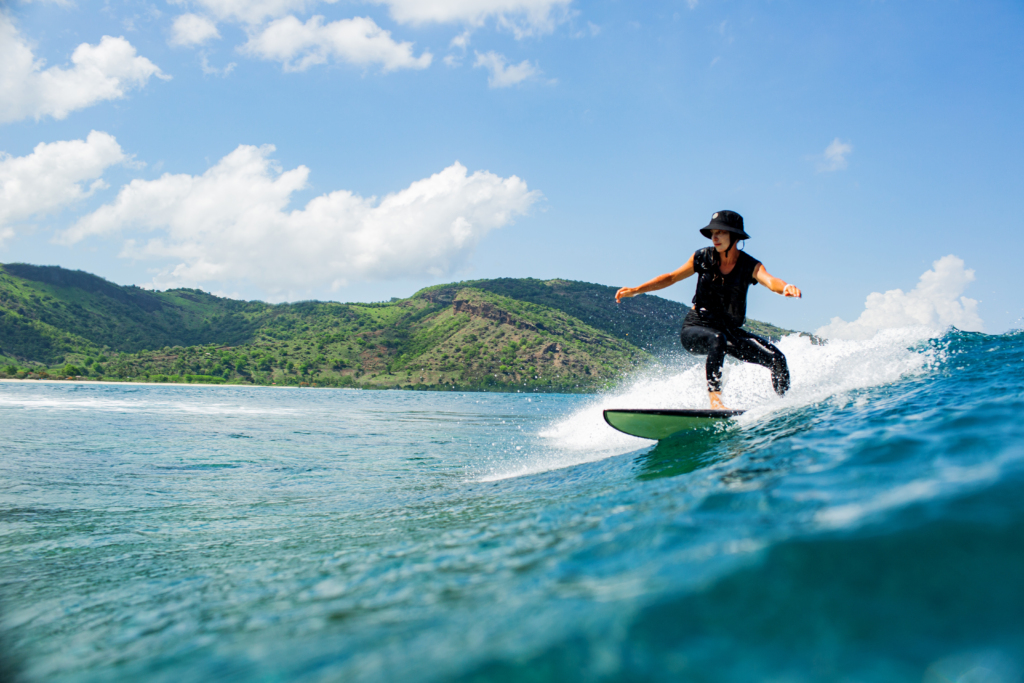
[480,324,948,481]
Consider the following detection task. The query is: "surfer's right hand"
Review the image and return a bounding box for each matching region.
[615,287,636,303]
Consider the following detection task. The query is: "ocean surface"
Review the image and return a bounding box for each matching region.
[2,327,1023,682]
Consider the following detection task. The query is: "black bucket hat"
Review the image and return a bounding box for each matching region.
[699,210,750,241]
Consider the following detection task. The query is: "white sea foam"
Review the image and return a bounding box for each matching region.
[481,257,986,481]
[477,326,939,481]
[0,393,297,415]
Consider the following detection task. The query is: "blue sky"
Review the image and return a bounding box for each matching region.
[1,0,1022,335]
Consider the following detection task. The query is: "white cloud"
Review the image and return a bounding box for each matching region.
[58,145,541,294]
[473,50,537,87]
[377,0,572,38]
[169,13,221,47]
[444,30,471,66]
[172,0,329,26]
[450,29,471,49]
[0,15,168,124]
[241,15,432,72]
[0,132,127,246]
[818,137,852,172]
[816,255,983,340]
[200,54,237,76]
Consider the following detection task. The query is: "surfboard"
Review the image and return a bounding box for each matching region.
[603,408,745,441]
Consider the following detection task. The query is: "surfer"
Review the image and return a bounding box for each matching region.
[615,210,801,409]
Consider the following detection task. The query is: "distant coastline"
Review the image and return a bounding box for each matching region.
[0,378,310,389]
[1,263,804,394]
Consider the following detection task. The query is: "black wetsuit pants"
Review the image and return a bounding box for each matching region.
[679,323,790,395]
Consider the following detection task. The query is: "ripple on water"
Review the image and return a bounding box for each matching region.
[1,330,1024,682]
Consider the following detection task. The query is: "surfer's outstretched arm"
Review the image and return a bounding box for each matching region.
[754,264,802,298]
[615,254,695,303]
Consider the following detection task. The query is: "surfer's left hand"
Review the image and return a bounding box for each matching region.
[615,287,636,303]
[783,284,802,298]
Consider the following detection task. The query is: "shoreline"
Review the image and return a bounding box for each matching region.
[0,377,580,394]
[0,378,306,389]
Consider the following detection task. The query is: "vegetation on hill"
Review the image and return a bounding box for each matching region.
[0,264,267,354]
[0,264,804,392]
[451,277,795,351]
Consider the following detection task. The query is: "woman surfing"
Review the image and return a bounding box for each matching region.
[615,210,801,410]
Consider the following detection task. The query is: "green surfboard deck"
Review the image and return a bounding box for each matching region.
[603,408,745,441]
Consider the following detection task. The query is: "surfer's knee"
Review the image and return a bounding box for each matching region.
[680,326,724,355]
[702,329,727,357]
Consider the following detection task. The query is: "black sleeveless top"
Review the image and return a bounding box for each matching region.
[687,247,761,329]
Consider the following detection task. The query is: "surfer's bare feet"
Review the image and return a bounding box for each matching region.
[709,391,727,410]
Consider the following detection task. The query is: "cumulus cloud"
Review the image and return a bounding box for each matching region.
[816,255,983,340]
[171,0,328,26]
[0,132,127,246]
[201,54,237,76]
[0,15,168,124]
[58,145,540,294]
[474,50,538,87]
[818,137,852,172]
[169,13,221,47]
[377,0,572,37]
[241,15,432,72]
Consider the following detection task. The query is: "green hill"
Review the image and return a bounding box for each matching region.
[0,264,802,392]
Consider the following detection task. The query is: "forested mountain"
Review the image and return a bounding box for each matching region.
[0,264,800,392]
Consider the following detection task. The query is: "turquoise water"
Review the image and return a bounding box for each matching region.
[2,328,1023,682]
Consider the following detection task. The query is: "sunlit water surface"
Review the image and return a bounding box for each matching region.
[2,328,1023,682]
